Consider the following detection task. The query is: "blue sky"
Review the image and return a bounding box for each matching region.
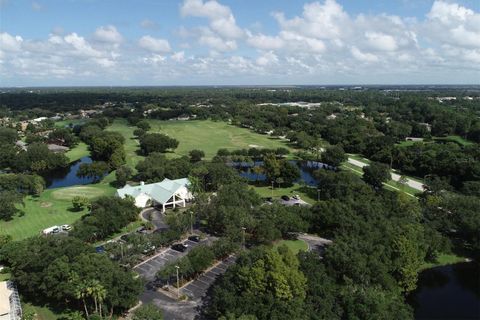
[0,0,479,86]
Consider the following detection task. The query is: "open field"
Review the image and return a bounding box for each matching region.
[65,142,89,162]
[433,135,475,146]
[106,119,293,166]
[252,184,316,204]
[273,239,308,255]
[22,302,64,320]
[0,184,115,240]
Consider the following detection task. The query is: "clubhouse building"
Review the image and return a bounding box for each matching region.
[116,178,192,212]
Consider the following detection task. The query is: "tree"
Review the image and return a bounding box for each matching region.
[0,191,23,220]
[133,128,146,138]
[116,165,133,187]
[362,162,391,189]
[132,304,163,320]
[72,196,90,212]
[203,246,307,319]
[136,120,151,131]
[139,133,179,155]
[189,149,205,163]
[321,145,346,167]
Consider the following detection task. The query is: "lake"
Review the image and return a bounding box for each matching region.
[230,160,334,186]
[410,262,480,319]
[45,156,98,189]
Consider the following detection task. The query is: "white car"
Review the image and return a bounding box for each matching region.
[61,224,72,231]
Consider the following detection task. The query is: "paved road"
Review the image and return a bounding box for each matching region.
[347,158,425,192]
[134,238,207,281]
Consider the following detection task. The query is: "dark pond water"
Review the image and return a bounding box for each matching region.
[45,156,97,189]
[229,160,334,186]
[409,262,480,319]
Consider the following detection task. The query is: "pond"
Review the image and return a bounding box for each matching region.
[229,160,334,186]
[409,262,480,319]
[45,156,99,189]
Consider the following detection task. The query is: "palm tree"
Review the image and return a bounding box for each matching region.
[74,282,90,319]
[87,279,105,316]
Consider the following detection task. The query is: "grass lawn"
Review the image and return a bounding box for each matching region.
[54,119,85,128]
[0,184,115,241]
[341,162,420,197]
[252,183,316,204]
[22,302,64,320]
[106,119,294,165]
[273,239,308,255]
[65,142,90,162]
[421,253,467,271]
[433,135,474,146]
[0,273,10,281]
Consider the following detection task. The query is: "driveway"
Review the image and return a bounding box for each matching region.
[134,238,208,281]
[141,208,169,231]
[347,158,425,192]
[298,234,332,255]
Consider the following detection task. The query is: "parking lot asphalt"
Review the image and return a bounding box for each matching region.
[181,255,237,300]
[134,238,207,281]
[139,254,236,320]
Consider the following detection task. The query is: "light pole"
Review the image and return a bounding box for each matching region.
[175,265,180,298]
[271,180,274,198]
[241,227,246,250]
[190,211,194,235]
[317,189,320,201]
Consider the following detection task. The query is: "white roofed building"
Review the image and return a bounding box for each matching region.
[116,178,192,212]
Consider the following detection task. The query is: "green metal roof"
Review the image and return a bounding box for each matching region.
[116,178,190,204]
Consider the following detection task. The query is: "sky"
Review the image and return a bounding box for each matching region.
[0,0,479,86]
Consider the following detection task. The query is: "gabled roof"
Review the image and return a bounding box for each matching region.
[116,178,190,204]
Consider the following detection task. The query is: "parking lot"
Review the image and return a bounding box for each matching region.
[134,238,208,281]
[181,255,237,300]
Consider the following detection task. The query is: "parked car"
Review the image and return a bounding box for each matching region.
[171,243,188,252]
[292,195,300,200]
[188,235,200,242]
[61,224,71,231]
[281,195,290,201]
[142,243,156,255]
[120,234,131,242]
[136,226,148,234]
[42,226,60,235]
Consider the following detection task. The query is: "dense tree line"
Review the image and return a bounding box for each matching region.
[0,236,142,317]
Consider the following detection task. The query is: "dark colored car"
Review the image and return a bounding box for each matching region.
[95,245,105,254]
[281,195,290,201]
[136,226,148,234]
[171,243,188,252]
[120,234,131,242]
[188,235,200,242]
[264,197,273,202]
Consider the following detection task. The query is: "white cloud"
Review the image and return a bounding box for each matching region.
[138,35,171,53]
[365,32,398,51]
[94,25,123,43]
[247,33,284,50]
[256,51,279,66]
[171,51,186,62]
[0,32,23,51]
[351,46,378,62]
[181,0,243,39]
[199,34,237,51]
[64,33,103,57]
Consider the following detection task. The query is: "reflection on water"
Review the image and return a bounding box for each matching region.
[44,156,98,189]
[230,160,335,186]
[409,262,480,319]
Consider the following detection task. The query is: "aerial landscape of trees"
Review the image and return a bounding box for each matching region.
[0,86,478,319]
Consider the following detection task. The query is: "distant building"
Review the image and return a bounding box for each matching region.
[116,178,192,212]
[405,137,424,142]
[0,281,22,320]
